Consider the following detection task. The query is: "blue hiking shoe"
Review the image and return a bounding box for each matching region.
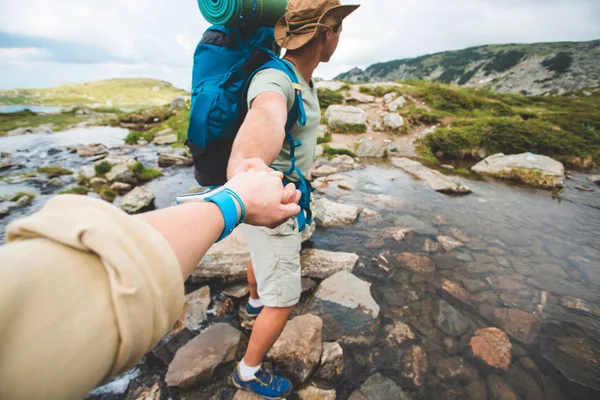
[233,363,293,400]
[246,302,264,318]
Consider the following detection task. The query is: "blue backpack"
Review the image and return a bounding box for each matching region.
[186,25,313,231]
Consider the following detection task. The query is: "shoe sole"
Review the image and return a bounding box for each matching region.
[232,376,293,400]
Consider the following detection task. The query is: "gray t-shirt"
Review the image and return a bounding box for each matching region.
[247,63,319,181]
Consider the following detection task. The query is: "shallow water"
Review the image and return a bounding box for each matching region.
[0,105,64,114]
[2,127,600,398]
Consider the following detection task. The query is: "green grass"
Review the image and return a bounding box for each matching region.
[322,144,356,157]
[454,168,471,175]
[129,161,164,182]
[10,192,36,201]
[0,78,188,107]
[95,161,113,175]
[96,186,117,203]
[0,109,107,137]
[59,186,89,195]
[317,130,332,144]
[37,166,73,177]
[329,123,367,134]
[124,130,155,145]
[317,88,344,109]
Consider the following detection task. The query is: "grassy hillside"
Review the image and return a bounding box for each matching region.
[336,40,600,95]
[322,81,600,168]
[0,78,189,108]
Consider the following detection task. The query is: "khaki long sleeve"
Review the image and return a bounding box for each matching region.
[0,195,185,400]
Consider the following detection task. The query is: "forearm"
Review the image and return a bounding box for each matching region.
[136,202,226,280]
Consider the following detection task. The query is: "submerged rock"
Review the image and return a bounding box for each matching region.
[306,271,380,345]
[437,235,464,252]
[315,342,344,380]
[382,321,416,347]
[166,323,242,388]
[312,198,359,227]
[478,306,540,345]
[349,373,412,400]
[487,374,519,400]
[469,328,512,371]
[392,157,471,194]
[267,314,323,384]
[396,253,436,274]
[433,299,471,336]
[435,355,479,382]
[300,248,359,279]
[120,186,156,214]
[471,153,565,189]
[400,345,428,387]
[356,139,386,158]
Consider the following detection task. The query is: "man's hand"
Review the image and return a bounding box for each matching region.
[226,170,300,229]
[235,157,301,206]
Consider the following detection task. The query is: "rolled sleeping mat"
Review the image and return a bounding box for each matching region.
[197,0,288,27]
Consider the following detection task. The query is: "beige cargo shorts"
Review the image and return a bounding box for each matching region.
[241,218,302,308]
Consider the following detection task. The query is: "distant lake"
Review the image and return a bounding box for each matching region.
[0,105,64,114]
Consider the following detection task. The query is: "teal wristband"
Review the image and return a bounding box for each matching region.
[225,188,246,224]
[205,189,239,242]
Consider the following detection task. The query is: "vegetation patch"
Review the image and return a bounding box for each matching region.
[95,161,113,176]
[483,50,525,75]
[59,186,89,195]
[317,130,332,144]
[129,161,164,182]
[542,52,573,74]
[37,166,73,177]
[96,186,118,203]
[322,145,356,157]
[317,89,344,109]
[125,130,155,145]
[329,123,367,134]
[10,192,36,201]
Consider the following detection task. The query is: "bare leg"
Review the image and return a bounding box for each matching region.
[243,305,295,366]
[247,260,259,300]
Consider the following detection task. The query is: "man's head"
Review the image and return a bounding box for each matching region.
[274,0,359,62]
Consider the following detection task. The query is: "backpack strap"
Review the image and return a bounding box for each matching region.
[245,55,313,231]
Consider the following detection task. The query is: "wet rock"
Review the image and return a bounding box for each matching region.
[382,321,416,347]
[433,299,471,336]
[437,236,464,252]
[561,296,600,317]
[349,373,412,400]
[330,154,355,168]
[106,164,137,185]
[469,328,512,371]
[527,275,597,301]
[588,175,600,184]
[356,139,386,158]
[440,278,472,306]
[486,374,519,400]
[306,271,380,345]
[78,165,96,179]
[315,342,344,380]
[423,239,439,252]
[223,283,249,299]
[338,182,353,191]
[472,153,565,189]
[192,229,248,283]
[466,380,487,400]
[100,155,137,166]
[311,165,339,178]
[400,345,428,387]
[505,364,544,400]
[397,253,436,274]
[312,198,359,227]
[48,177,64,187]
[76,143,108,157]
[461,278,487,293]
[158,150,193,167]
[394,215,436,236]
[300,248,359,279]
[444,337,459,355]
[435,356,479,382]
[297,385,336,400]
[478,306,540,345]
[487,275,528,291]
[173,286,211,332]
[110,182,132,192]
[541,334,600,391]
[121,186,156,214]
[267,314,323,384]
[392,158,471,194]
[387,96,407,112]
[385,227,412,243]
[166,323,242,388]
[382,113,405,131]
[0,157,15,170]
[325,105,367,132]
[171,96,188,108]
[152,133,178,145]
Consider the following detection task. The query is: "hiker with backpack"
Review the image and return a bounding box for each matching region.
[0,169,300,400]
[186,0,360,398]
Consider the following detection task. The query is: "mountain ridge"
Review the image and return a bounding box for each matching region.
[336,39,600,95]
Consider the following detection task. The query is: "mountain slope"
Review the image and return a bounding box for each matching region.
[336,40,600,95]
[0,78,189,108]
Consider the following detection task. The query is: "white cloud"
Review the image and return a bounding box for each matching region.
[0,0,599,88]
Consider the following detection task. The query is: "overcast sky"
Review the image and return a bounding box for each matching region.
[1,0,599,90]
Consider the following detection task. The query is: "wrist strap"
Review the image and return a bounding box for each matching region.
[205,189,240,242]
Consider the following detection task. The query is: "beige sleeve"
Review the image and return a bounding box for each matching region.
[0,195,185,400]
[247,68,295,112]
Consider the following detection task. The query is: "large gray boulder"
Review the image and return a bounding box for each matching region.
[267,314,323,384]
[106,164,137,185]
[325,105,367,132]
[382,113,405,131]
[158,150,193,167]
[356,139,386,158]
[312,198,359,227]
[120,186,155,214]
[166,323,242,388]
[387,96,407,112]
[152,134,178,145]
[192,229,249,283]
[306,271,380,345]
[170,96,188,109]
[392,157,471,194]
[301,248,359,279]
[471,153,565,189]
